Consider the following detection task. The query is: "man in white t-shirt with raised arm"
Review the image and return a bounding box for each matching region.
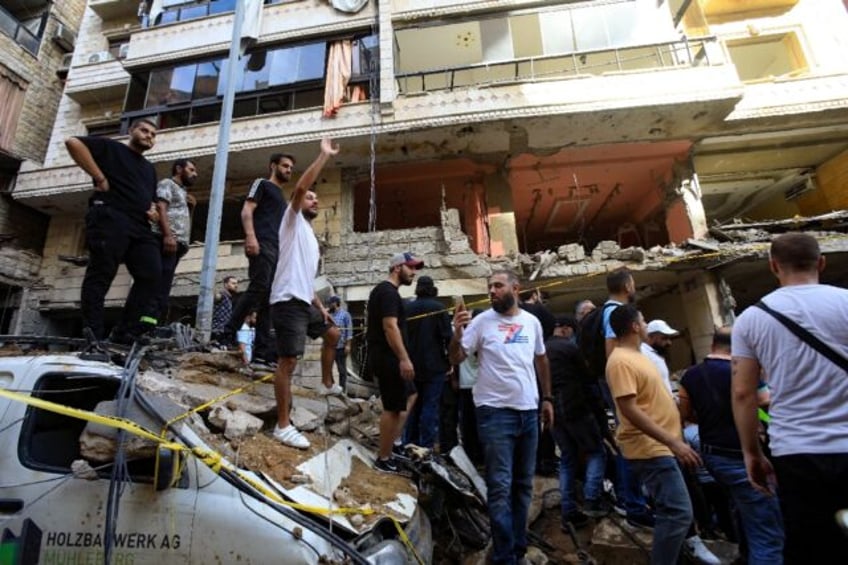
[267,138,342,449]
[732,232,848,564]
[449,269,553,565]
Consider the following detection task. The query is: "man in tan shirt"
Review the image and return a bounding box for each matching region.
[606,304,700,565]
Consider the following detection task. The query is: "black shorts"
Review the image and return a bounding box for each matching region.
[373,354,417,412]
[270,299,329,358]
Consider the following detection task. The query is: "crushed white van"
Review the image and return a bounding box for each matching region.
[0,352,432,564]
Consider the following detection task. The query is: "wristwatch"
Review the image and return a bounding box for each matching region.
[542,396,554,404]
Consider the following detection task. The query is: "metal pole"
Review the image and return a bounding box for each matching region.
[196,0,245,343]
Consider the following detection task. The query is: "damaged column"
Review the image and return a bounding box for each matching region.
[677,271,734,359]
[664,159,708,244]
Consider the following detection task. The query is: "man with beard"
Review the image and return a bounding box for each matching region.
[268,138,341,449]
[368,251,424,473]
[150,158,198,322]
[221,152,296,364]
[450,270,554,564]
[641,320,679,394]
[641,319,721,564]
[65,118,161,344]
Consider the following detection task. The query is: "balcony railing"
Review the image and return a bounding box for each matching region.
[0,4,45,55]
[396,36,721,95]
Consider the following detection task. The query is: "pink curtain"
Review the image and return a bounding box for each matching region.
[323,40,352,118]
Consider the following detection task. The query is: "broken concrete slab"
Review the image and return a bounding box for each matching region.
[557,243,586,263]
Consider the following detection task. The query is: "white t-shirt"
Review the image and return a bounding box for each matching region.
[270,203,319,305]
[733,284,848,457]
[640,342,673,394]
[460,308,546,411]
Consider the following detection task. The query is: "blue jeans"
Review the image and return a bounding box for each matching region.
[476,405,538,565]
[551,413,606,517]
[703,453,783,565]
[403,375,445,448]
[629,457,693,565]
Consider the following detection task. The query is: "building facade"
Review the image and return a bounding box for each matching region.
[10,0,848,366]
[0,0,85,333]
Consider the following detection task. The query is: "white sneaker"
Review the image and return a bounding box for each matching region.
[685,535,721,565]
[272,424,310,449]
[318,383,343,396]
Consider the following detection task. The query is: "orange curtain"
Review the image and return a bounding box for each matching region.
[0,70,26,152]
[323,40,352,118]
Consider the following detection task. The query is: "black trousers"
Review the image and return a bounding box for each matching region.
[334,347,347,389]
[150,240,188,322]
[226,245,276,360]
[81,205,161,339]
[772,452,848,565]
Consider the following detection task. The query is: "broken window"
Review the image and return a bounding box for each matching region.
[18,373,187,486]
[726,32,807,82]
[0,1,48,55]
[121,34,376,132]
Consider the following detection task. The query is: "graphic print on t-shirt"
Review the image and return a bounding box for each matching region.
[499,322,528,344]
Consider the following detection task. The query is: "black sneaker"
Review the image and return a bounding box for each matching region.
[392,444,408,459]
[562,510,590,530]
[374,456,408,476]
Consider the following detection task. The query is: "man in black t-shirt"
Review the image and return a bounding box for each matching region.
[65,118,161,343]
[404,275,452,449]
[223,152,294,363]
[547,315,610,526]
[366,251,423,474]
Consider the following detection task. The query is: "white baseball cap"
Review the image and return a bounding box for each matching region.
[646,320,679,336]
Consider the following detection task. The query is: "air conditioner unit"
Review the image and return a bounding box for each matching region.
[784,176,817,201]
[52,23,76,52]
[88,51,114,64]
[118,43,130,59]
[56,52,73,78]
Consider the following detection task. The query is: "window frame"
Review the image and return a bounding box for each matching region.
[17,372,188,488]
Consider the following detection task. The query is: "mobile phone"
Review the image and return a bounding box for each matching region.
[453,295,466,312]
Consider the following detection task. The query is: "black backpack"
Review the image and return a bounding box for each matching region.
[578,302,618,379]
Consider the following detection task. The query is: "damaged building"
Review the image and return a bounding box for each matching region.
[7,0,848,375]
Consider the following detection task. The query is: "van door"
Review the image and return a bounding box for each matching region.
[0,367,197,564]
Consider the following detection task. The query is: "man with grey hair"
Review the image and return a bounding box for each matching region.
[575,299,596,322]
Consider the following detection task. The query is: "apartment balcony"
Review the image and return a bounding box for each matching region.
[88,0,138,22]
[392,37,744,144]
[64,53,130,105]
[123,0,376,69]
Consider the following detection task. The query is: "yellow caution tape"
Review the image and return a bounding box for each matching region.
[0,387,374,519]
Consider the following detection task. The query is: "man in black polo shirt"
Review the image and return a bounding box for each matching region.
[678,327,784,564]
[65,118,161,343]
[223,152,294,364]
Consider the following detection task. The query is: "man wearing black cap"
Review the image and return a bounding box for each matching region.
[367,251,424,473]
[547,315,610,528]
[404,275,453,449]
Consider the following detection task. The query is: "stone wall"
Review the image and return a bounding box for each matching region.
[324,208,490,287]
[1,0,86,162]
